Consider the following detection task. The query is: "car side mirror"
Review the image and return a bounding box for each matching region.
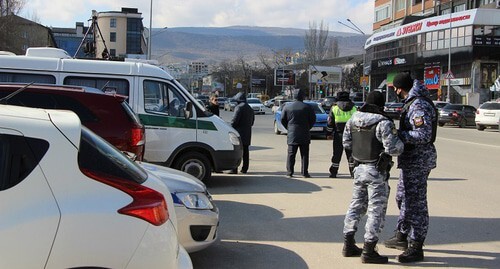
[184,101,193,119]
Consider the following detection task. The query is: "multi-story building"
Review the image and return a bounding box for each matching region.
[367,0,500,103]
[94,8,146,59]
[0,15,56,55]
[51,22,90,58]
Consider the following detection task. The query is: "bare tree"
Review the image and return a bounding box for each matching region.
[0,0,24,16]
[304,20,330,64]
[325,38,339,59]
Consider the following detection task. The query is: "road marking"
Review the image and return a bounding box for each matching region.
[437,137,500,149]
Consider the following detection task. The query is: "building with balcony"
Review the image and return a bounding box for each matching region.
[367,0,500,103]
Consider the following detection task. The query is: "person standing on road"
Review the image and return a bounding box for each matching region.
[206,93,219,116]
[230,91,255,174]
[342,91,404,264]
[281,89,316,178]
[328,91,358,178]
[384,72,437,263]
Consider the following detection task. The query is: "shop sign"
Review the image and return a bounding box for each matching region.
[473,36,500,46]
[424,66,441,89]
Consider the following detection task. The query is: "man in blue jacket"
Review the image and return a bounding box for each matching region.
[384,72,437,263]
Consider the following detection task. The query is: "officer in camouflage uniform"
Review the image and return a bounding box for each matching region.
[342,91,404,264]
[384,72,437,263]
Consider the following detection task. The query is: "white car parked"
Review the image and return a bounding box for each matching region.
[0,105,192,269]
[139,162,219,253]
[475,101,500,131]
[247,97,266,114]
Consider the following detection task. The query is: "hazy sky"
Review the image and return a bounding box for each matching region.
[24,0,374,34]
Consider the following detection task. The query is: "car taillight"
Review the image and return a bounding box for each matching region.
[81,168,169,226]
[131,127,145,146]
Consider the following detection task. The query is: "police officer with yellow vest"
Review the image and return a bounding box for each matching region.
[327,91,358,178]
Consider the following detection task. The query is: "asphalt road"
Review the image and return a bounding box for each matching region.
[190,108,500,269]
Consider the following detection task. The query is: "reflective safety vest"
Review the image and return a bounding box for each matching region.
[332,105,357,123]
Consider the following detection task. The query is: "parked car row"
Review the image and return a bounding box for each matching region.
[0,104,192,268]
[0,82,223,267]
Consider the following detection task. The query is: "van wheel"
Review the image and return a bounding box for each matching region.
[476,124,485,131]
[174,152,211,181]
[274,121,281,135]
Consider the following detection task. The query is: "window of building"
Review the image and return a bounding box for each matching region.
[110,32,116,42]
[480,63,498,89]
[395,0,406,11]
[126,18,143,54]
[375,5,391,22]
[454,4,466,12]
[413,0,422,5]
[110,18,116,28]
[481,0,495,5]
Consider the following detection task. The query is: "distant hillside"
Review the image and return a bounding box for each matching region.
[150,26,367,65]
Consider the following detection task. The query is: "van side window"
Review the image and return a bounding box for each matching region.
[64,76,129,97]
[144,80,186,117]
[0,133,49,191]
[0,72,55,84]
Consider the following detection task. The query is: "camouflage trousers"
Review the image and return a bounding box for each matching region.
[395,168,430,242]
[343,164,390,242]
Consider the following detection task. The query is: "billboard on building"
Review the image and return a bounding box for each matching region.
[274,69,296,86]
[309,65,342,84]
[424,66,441,90]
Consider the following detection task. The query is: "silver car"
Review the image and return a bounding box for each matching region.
[139,162,219,253]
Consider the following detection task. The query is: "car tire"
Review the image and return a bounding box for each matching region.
[174,152,211,181]
[438,122,445,127]
[476,124,485,131]
[274,121,281,135]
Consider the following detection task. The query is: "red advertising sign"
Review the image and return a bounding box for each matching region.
[424,66,441,89]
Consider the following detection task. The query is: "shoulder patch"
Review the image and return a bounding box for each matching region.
[413,116,424,127]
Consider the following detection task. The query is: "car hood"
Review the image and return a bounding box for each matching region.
[137,162,206,193]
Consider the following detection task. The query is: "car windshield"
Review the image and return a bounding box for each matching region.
[248,99,261,104]
[480,102,500,110]
[307,103,325,114]
[443,104,463,110]
[434,102,449,108]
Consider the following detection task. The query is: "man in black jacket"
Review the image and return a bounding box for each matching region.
[230,91,255,174]
[281,89,316,178]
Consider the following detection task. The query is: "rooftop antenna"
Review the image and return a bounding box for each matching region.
[74,10,110,59]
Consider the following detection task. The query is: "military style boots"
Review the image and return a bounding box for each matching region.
[384,230,408,250]
[398,240,424,263]
[361,241,388,264]
[342,232,362,257]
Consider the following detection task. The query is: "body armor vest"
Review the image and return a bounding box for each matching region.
[351,122,384,163]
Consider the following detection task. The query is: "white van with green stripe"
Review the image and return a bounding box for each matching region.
[0,48,242,181]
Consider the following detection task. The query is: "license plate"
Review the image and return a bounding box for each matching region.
[484,113,495,117]
[311,127,323,131]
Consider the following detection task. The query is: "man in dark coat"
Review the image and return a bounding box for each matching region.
[280,89,316,178]
[230,92,255,174]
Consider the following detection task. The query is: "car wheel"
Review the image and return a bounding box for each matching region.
[174,152,211,181]
[458,118,466,128]
[438,122,445,127]
[274,121,281,135]
[476,124,485,131]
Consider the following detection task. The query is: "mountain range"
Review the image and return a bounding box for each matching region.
[149,26,367,65]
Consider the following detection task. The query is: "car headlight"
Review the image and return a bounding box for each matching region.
[229,131,241,146]
[173,192,214,210]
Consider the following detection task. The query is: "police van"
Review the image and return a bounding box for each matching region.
[0,48,242,181]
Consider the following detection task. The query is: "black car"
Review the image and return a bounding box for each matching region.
[438,104,476,128]
[384,103,404,119]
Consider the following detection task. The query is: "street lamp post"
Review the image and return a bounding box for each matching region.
[446,2,453,103]
[148,0,153,60]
